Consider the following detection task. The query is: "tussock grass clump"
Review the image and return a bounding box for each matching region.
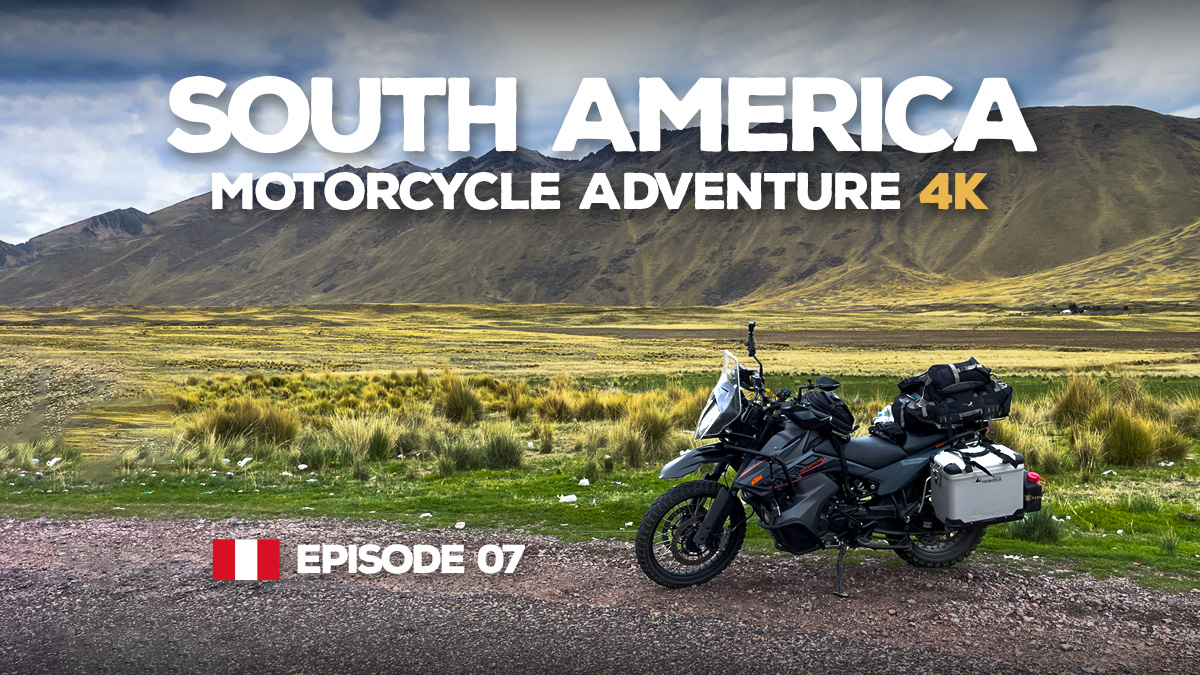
[1101,410,1156,467]
[602,391,631,420]
[439,435,485,473]
[1052,376,1105,428]
[1114,375,1170,422]
[480,422,524,469]
[550,373,577,391]
[582,458,601,483]
[296,432,344,472]
[116,446,153,473]
[669,387,710,430]
[329,415,405,462]
[535,390,576,422]
[435,375,484,424]
[436,453,458,477]
[1025,443,1067,475]
[1170,394,1200,438]
[181,398,301,445]
[170,391,201,413]
[1125,492,1161,514]
[1006,505,1064,543]
[500,380,532,422]
[1147,419,1191,462]
[1159,527,1181,556]
[988,421,1028,454]
[1069,429,1103,478]
[627,401,676,461]
[1,438,79,471]
[611,422,645,467]
[580,424,609,456]
[574,390,609,422]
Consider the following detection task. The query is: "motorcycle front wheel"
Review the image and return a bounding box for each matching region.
[893,524,987,568]
[635,480,746,588]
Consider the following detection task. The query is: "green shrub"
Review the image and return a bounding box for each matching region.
[480,422,524,469]
[1102,411,1156,467]
[1006,505,1064,543]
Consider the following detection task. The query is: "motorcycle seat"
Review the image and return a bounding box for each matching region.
[901,431,946,453]
[841,436,907,469]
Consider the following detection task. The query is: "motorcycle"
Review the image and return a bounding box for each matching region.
[635,322,1042,594]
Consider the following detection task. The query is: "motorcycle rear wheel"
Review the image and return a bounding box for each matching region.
[635,480,746,588]
[893,524,987,568]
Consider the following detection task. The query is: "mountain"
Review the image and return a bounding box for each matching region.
[2,105,1199,308]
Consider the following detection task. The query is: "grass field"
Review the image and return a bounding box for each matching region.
[3,304,1200,589]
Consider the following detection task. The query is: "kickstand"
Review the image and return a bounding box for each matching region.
[834,542,850,598]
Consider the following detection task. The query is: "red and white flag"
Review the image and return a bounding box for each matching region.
[212,539,280,580]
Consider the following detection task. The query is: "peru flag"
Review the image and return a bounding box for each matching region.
[212,539,280,580]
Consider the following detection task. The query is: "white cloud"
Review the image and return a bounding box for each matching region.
[0,80,208,242]
[1,0,1198,242]
[1057,1,1200,110]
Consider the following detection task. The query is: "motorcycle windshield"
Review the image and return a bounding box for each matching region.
[694,350,742,440]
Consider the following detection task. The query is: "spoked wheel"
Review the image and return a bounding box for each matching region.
[635,480,746,588]
[893,524,987,568]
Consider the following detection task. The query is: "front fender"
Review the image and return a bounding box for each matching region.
[659,444,742,479]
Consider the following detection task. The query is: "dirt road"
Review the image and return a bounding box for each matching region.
[3,517,1198,674]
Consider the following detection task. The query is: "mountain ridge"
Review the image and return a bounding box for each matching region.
[2,105,1199,308]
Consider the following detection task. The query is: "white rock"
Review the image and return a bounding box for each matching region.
[579,478,590,486]
[454,522,466,529]
[297,464,308,470]
[558,494,578,503]
[237,457,253,468]
[46,457,62,468]
[625,521,634,527]
[420,512,433,517]
[280,471,293,477]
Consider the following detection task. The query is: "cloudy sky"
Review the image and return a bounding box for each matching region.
[1,0,1198,243]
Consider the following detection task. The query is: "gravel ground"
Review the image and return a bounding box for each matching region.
[0,350,122,443]
[3,517,1199,674]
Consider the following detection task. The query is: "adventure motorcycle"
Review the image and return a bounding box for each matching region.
[635,322,1043,593]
